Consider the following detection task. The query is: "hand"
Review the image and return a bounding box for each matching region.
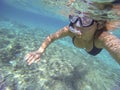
[24,50,42,65]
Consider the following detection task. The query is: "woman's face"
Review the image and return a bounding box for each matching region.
[73,21,97,37]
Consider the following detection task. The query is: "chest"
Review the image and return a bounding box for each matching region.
[72,36,93,49]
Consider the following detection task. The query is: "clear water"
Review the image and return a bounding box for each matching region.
[0,0,120,90]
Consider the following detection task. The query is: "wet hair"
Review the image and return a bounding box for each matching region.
[112,0,120,5]
[92,0,120,10]
[93,0,120,31]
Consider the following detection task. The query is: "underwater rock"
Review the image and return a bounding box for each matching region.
[0,40,10,49]
[49,81,70,90]
[13,23,28,29]
[0,74,6,90]
[0,83,6,90]
[10,43,22,56]
[0,50,13,63]
[9,60,17,67]
[112,81,120,90]
[0,42,22,63]
[7,34,15,39]
[112,86,120,90]
[0,28,9,35]
[49,64,88,90]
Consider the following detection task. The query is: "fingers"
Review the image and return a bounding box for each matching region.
[24,53,31,61]
[34,58,40,63]
[25,53,40,65]
[27,58,35,65]
[26,55,34,64]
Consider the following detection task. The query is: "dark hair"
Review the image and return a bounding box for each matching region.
[92,0,120,10]
[102,0,120,9]
[112,0,120,4]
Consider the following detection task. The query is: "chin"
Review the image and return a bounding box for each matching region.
[76,34,81,38]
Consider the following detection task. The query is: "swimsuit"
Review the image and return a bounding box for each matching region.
[72,33,103,56]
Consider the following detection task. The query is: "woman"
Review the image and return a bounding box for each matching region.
[25,1,120,65]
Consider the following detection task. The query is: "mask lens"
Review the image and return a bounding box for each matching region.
[69,15,79,23]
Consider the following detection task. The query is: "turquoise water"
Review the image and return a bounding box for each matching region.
[0,0,120,90]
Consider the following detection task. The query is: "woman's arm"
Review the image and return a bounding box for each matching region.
[99,31,120,64]
[38,26,70,53]
[25,26,70,65]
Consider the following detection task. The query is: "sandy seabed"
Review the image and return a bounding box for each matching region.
[0,17,120,90]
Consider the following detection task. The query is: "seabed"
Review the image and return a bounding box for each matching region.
[0,17,120,90]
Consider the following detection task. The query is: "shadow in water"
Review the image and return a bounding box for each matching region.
[51,65,88,90]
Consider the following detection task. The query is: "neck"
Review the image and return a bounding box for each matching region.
[81,30,96,41]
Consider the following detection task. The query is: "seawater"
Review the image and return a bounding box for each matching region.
[0,0,120,90]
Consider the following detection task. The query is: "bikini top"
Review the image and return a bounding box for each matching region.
[72,35,103,56]
[87,37,102,56]
[70,21,103,56]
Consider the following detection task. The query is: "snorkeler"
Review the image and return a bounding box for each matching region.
[25,0,120,65]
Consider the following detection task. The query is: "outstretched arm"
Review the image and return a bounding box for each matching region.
[38,26,70,53]
[25,26,70,65]
[99,31,120,64]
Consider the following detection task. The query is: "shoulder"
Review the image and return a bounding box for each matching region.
[97,30,120,63]
[98,31,116,43]
[98,31,119,48]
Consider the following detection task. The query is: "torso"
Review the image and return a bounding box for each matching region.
[72,36,91,48]
[69,29,104,52]
[69,33,93,50]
